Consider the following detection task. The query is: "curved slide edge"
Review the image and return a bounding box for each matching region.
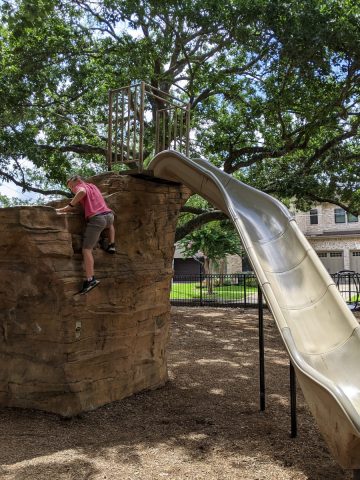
[149,150,360,469]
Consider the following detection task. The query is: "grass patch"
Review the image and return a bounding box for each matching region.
[171,281,257,300]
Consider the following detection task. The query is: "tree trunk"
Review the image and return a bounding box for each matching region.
[218,258,226,286]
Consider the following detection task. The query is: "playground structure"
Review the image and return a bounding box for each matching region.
[106,83,360,476]
[0,173,190,417]
[1,82,360,477]
[107,82,190,171]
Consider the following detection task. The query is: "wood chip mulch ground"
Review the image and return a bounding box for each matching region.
[1,307,359,480]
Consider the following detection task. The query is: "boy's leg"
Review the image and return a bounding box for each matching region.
[82,215,106,277]
[83,248,94,279]
[103,214,116,254]
[108,224,115,244]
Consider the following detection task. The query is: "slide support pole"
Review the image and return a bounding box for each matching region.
[258,286,265,411]
[290,362,297,438]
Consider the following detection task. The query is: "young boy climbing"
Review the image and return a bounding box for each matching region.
[56,175,116,294]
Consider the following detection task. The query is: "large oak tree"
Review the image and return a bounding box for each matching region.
[0,0,359,234]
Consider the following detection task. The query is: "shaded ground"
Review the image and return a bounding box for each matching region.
[1,307,359,480]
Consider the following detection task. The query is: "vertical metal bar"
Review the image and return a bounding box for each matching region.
[290,362,297,438]
[236,275,239,305]
[107,90,113,171]
[174,107,177,150]
[200,271,203,306]
[127,88,131,163]
[168,108,172,150]
[162,111,166,151]
[139,81,145,171]
[185,102,191,157]
[228,275,230,305]
[121,90,125,163]
[243,275,247,307]
[155,110,159,154]
[133,85,138,165]
[179,107,183,153]
[114,93,119,165]
[258,286,265,411]
[190,276,193,306]
[219,274,222,305]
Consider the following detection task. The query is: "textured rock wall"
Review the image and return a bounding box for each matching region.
[0,173,189,416]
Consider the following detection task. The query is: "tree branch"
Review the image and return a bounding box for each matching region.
[71,0,121,42]
[180,206,208,215]
[38,143,107,155]
[175,211,228,241]
[0,168,70,197]
[305,192,359,216]
[301,120,360,174]
[224,146,285,173]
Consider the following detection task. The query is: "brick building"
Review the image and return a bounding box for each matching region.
[173,203,360,275]
[293,203,360,273]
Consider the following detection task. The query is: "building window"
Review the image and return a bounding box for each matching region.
[330,252,343,258]
[317,252,327,258]
[334,208,346,223]
[309,209,318,225]
[334,208,358,223]
[347,212,358,223]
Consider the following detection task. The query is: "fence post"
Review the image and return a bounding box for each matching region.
[243,275,247,307]
[200,271,203,306]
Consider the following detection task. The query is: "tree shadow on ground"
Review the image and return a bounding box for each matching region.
[0,307,354,480]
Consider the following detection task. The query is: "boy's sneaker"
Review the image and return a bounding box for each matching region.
[79,277,100,295]
[106,243,116,254]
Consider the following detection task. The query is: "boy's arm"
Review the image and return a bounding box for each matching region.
[56,188,86,213]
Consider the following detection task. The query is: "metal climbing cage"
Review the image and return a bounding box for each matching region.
[333,269,360,311]
[107,81,191,172]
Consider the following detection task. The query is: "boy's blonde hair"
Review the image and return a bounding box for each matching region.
[66,175,83,185]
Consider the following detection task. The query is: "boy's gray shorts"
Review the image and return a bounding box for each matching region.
[83,212,114,249]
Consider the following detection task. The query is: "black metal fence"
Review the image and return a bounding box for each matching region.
[170,272,360,309]
[171,273,259,307]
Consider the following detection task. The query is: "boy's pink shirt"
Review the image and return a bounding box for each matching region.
[74,182,111,219]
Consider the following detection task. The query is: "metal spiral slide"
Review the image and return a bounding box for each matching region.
[149,150,360,470]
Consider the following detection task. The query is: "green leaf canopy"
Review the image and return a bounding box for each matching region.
[0,0,359,219]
